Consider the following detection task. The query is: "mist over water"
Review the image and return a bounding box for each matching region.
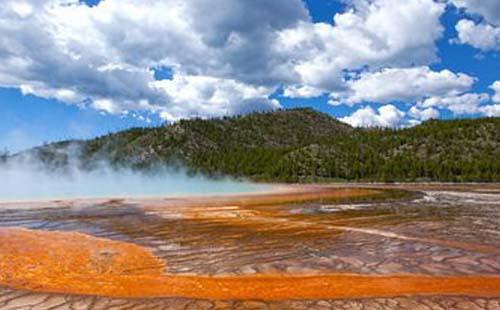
[0,158,269,202]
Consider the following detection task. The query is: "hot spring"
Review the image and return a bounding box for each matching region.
[0,162,270,202]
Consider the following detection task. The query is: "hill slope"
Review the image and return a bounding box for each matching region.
[13,109,500,182]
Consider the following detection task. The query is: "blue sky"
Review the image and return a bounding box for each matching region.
[281,0,500,118]
[0,0,499,152]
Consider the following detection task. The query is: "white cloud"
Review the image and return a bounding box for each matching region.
[151,74,280,122]
[419,93,490,115]
[491,81,500,102]
[455,19,500,51]
[480,104,500,117]
[340,105,406,128]
[283,85,325,98]
[0,0,458,121]
[330,67,474,105]
[0,0,305,120]
[277,0,446,92]
[450,0,500,51]
[450,0,500,26]
[408,106,440,121]
[10,2,34,18]
[416,86,500,117]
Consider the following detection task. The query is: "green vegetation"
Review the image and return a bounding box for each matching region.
[21,108,500,182]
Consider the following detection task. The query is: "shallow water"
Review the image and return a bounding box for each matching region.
[1,185,500,309]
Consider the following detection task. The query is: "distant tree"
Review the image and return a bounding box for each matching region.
[11,109,500,182]
[0,149,9,163]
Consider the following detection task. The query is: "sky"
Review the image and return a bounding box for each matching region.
[0,0,499,152]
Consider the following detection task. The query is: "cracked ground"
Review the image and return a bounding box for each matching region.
[0,185,500,309]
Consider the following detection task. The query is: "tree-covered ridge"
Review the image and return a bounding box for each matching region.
[271,117,500,182]
[21,109,500,182]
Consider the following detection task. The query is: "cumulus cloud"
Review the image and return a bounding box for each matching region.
[491,81,500,102]
[455,19,500,51]
[340,93,498,128]
[276,0,445,93]
[418,93,490,115]
[0,0,453,121]
[151,74,280,121]
[480,104,500,117]
[408,106,440,121]
[329,67,474,105]
[283,85,325,99]
[450,0,500,51]
[1,0,496,123]
[450,0,500,25]
[0,0,310,120]
[340,105,406,128]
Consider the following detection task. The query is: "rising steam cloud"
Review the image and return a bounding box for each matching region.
[0,146,266,202]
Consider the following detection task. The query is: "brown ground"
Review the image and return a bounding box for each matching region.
[1,184,500,309]
[2,227,500,300]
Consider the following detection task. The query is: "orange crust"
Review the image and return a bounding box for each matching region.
[2,227,500,300]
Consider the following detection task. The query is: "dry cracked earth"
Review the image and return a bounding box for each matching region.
[1,184,500,309]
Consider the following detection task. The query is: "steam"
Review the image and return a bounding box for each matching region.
[0,146,267,202]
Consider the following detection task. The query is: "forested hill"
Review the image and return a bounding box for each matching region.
[14,108,500,182]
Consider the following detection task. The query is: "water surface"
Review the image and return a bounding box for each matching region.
[0,167,270,201]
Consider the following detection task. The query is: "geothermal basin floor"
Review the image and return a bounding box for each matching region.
[1,184,500,309]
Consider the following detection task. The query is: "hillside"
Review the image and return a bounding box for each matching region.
[13,108,500,182]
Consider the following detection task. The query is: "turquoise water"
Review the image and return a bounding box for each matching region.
[0,166,271,202]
